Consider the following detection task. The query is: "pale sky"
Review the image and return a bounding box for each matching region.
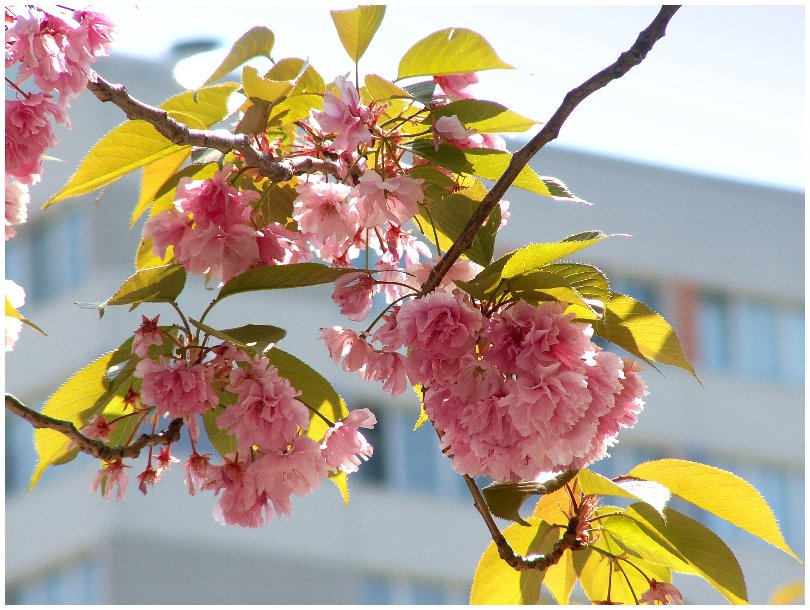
[96,3,804,190]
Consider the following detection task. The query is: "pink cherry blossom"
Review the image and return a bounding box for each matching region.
[351,171,424,228]
[81,414,114,443]
[143,208,192,258]
[433,114,477,149]
[321,408,376,473]
[5,178,29,240]
[312,75,374,153]
[154,446,179,475]
[137,465,159,495]
[174,221,260,283]
[293,179,358,245]
[320,326,375,375]
[257,222,312,266]
[135,357,219,421]
[373,262,412,304]
[331,272,376,321]
[206,455,270,528]
[364,350,410,397]
[90,459,129,502]
[218,355,310,453]
[132,314,164,358]
[371,307,405,351]
[639,580,683,605]
[403,256,482,293]
[184,451,211,496]
[5,93,69,184]
[5,279,25,351]
[249,436,330,518]
[380,224,431,267]
[434,73,479,100]
[395,291,482,359]
[175,166,256,230]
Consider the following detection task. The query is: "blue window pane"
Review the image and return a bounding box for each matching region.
[402,413,438,493]
[734,299,778,379]
[410,582,446,604]
[358,576,392,604]
[697,292,730,371]
[776,306,804,384]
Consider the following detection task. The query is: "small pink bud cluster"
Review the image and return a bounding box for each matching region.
[91,317,376,528]
[323,289,647,481]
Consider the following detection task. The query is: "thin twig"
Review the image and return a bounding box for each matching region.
[421,5,681,295]
[4,393,183,461]
[85,74,341,182]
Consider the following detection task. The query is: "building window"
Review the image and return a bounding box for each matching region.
[358,575,468,605]
[6,557,103,604]
[5,211,89,306]
[733,299,779,380]
[696,292,731,372]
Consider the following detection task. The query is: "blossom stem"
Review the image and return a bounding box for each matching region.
[5,77,30,98]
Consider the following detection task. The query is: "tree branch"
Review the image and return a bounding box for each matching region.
[421,5,681,295]
[85,74,340,182]
[4,393,183,462]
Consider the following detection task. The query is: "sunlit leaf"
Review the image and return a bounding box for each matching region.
[5,297,46,335]
[363,74,413,103]
[593,294,697,376]
[628,458,799,560]
[577,468,670,517]
[398,28,512,80]
[266,58,325,94]
[541,175,591,205]
[132,148,189,227]
[483,471,578,525]
[254,179,298,227]
[768,581,804,605]
[328,469,349,506]
[202,26,275,87]
[626,503,748,604]
[101,264,186,312]
[30,340,133,489]
[330,6,386,63]
[46,84,238,206]
[215,263,358,303]
[542,549,577,604]
[471,518,557,604]
[428,99,537,133]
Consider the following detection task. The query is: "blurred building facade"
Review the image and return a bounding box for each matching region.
[5,53,804,604]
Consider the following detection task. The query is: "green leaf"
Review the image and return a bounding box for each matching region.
[266,58,325,95]
[482,471,578,526]
[542,549,577,604]
[132,148,190,227]
[241,66,293,104]
[46,84,239,207]
[30,340,133,489]
[403,80,437,107]
[101,264,186,311]
[419,182,499,266]
[330,5,386,63]
[254,179,298,227]
[471,518,556,604]
[458,231,610,299]
[362,74,413,103]
[541,175,591,205]
[577,468,670,517]
[398,28,512,80]
[264,347,349,443]
[202,406,238,458]
[593,294,697,376]
[628,459,800,561]
[600,513,693,573]
[428,99,537,133]
[626,503,748,604]
[406,140,551,197]
[544,262,610,320]
[5,296,46,336]
[102,395,141,450]
[202,26,275,87]
[190,319,286,354]
[499,270,598,317]
[215,263,358,303]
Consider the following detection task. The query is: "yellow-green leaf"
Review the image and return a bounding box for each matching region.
[328,469,349,506]
[330,5,386,63]
[202,26,275,87]
[102,264,186,310]
[628,458,800,561]
[594,294,697,376]
[5,296,46,336]
[242,66,293,104]
[363,74,413,103]
[215,263,358,303]
[577,468,670,516]
[471,518,557,604]
[542,548,577,604]
[398,28,513,80]
[202,406,238,458]
[768,581,804,605]
[429,99,537,133]
[30,345,129,489]
[626,503,748,604]
[132,148,190,227]
[136,238,172,270]
[265,58,325,95]
[575,542,671,604]
[46,84,239,207]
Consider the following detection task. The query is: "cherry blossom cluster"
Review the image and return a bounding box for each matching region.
[4,6,114,350]
[323,288,647,482]
[88,315,376,527]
